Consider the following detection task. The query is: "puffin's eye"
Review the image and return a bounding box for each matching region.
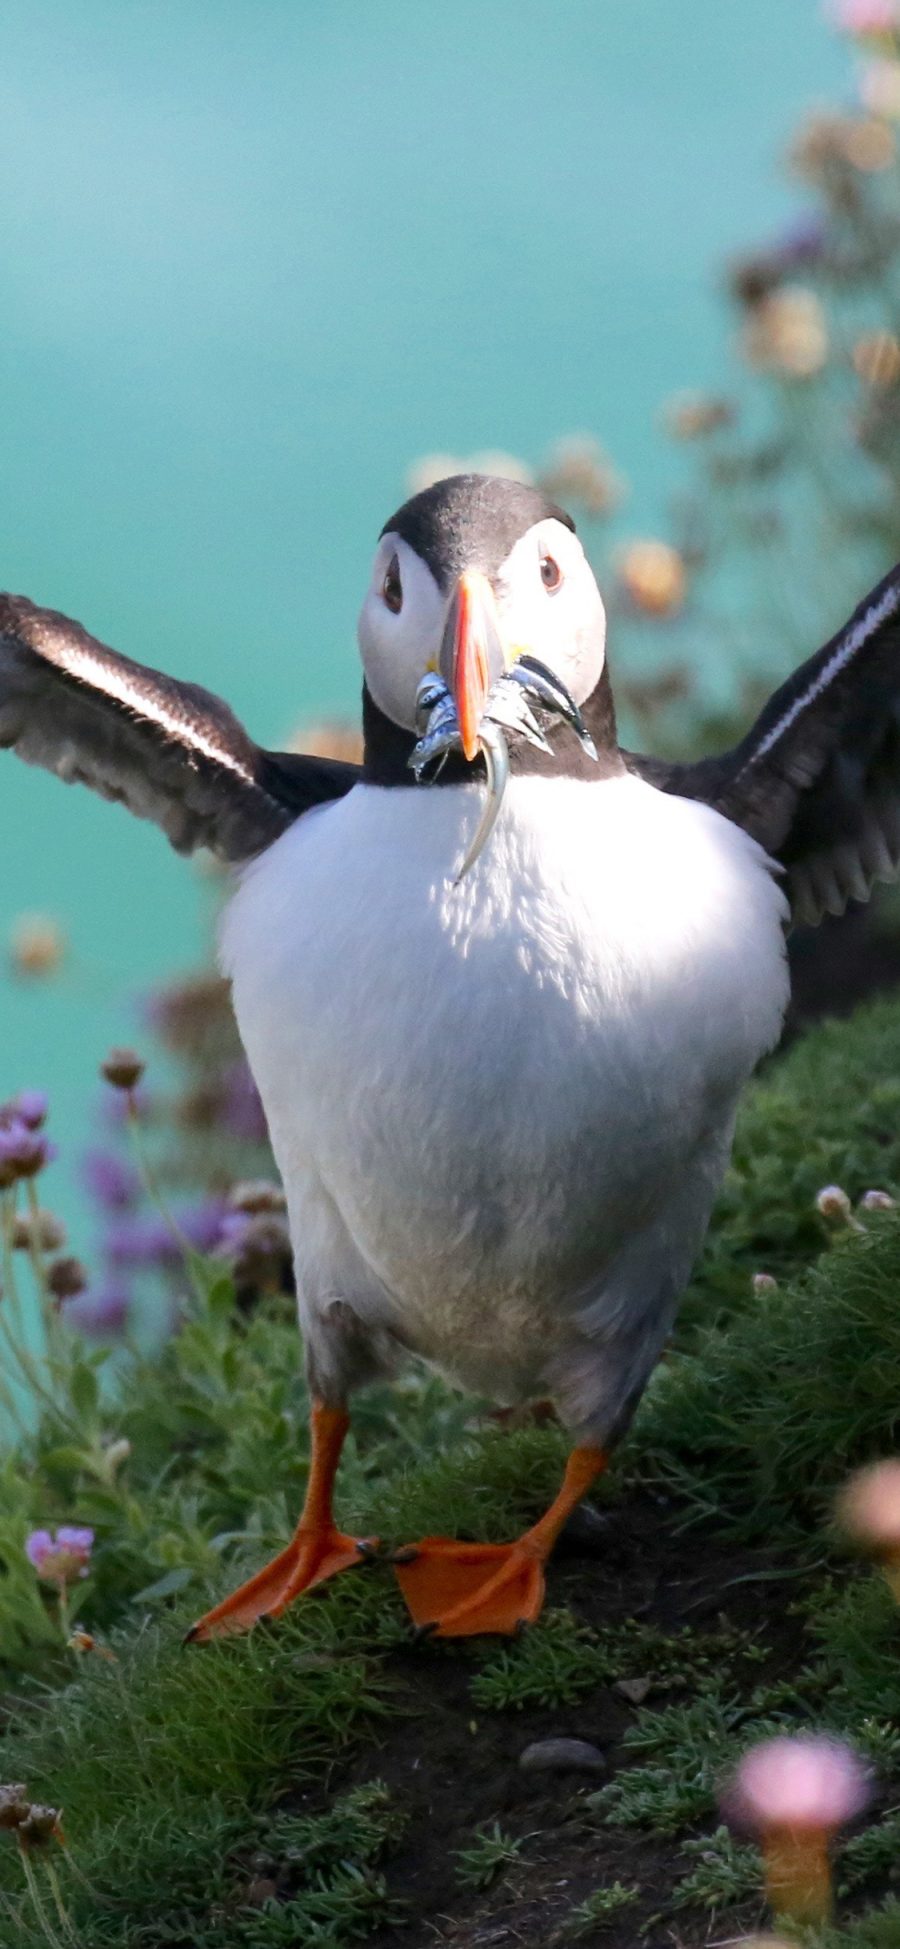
[382,554,403,614]
[540,554,563,593]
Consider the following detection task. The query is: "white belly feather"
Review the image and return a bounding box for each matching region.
[221,773,788,1424]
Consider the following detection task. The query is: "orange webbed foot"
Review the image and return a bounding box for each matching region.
[186,1523,377,1644]
[393,1535,547,1638]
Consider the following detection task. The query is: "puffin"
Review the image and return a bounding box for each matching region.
[1,471,897,1641]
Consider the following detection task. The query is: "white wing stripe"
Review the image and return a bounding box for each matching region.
[746,580,900,770]
[61,638,255,785]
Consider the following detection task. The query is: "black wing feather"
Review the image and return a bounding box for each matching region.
[626,563,900,925]
[0,594,359,861]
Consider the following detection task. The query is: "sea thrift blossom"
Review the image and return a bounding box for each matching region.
[724,1735,870,1921]
[0,1119,56,1183]
[834,0,899,33]
[62,1285,130,1339]
[13,1091,49,1130]
[815,1184,862,1229]
[859,1186,897,1210]
[100,1048,145,1092]
[81,1149,141,1211]
[25,1527,94,1587]
[838,1459,900,1597]
[752,1272,779,1296]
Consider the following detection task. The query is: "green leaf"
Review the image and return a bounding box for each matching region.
[68,1363,99,1423]
[132,1566,195,1603]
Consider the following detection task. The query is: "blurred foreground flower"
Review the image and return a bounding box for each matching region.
[837,1458,900,1596]
[25,1527,93,1589]
[8,914,65,980]
[724,1734,870,1922]
[617,540,686,616]
[742,287,828,379]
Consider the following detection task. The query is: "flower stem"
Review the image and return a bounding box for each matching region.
[124,1098,207,1304]
[16,1843,69,1949]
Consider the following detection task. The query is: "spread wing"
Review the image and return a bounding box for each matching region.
[627,562,900,926]
[0,593,360,861]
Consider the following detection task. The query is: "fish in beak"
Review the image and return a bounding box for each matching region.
[409,569,597,881]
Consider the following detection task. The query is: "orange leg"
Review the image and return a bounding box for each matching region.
[393,1445,606,1639]
[186,1402,374,1643]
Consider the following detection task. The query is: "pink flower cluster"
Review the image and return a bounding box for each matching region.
[25,1526,94,1587]
[833,0,898,33]
[725,1734,870,1833]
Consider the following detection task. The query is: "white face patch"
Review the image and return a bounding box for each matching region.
[357,535,446,731]
[357,517,607,732]
[493,520,606,708]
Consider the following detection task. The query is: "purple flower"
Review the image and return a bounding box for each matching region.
[25,1525,94,1585]
[178,1198,230,1252]
[63,1284,130,1338]
[0,1119,56,1183]
[104,1202,226,1270]
[105,1214,180,1269]
[81,1149,141,1212]
[14,1090,49,1130]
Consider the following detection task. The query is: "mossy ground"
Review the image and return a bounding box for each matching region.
[6,999,900,1944]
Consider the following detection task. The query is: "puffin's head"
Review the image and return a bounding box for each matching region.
[357,475,607,876]
[358,472,606,749]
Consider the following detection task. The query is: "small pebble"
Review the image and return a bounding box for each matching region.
[519,1737,606,1775]
[613,1676,652,1705]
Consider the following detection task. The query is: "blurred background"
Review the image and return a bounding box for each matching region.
[0,0,892,1258]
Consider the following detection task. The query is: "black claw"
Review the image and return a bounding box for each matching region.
[513,1618,530,1640]
[411,1619,439,1644]
[355,1540,381,1563]
[388,1545,420,1566]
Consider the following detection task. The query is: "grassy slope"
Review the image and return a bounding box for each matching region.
[5,1000,900,1942]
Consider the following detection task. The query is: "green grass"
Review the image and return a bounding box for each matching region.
[453,1823,524,1890]
[562,1882,638,1937]
[9,995,900,1940]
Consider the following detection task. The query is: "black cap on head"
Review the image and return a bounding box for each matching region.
[381,473,576,590]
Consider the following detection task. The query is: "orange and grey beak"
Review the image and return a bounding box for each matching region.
[438,570,508,762]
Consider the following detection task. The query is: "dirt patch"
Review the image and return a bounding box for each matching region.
[263,1491,810,1949]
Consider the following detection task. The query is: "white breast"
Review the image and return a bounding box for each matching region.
[221,773,788,1403]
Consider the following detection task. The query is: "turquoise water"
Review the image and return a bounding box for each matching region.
[0,0,848,1240]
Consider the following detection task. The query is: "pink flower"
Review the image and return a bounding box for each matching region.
[726,1735,870,1834]
[838,1459,900,1556]
[724,1736,870,1924]
[834,0,898,32]
[25,1526,94,1586]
